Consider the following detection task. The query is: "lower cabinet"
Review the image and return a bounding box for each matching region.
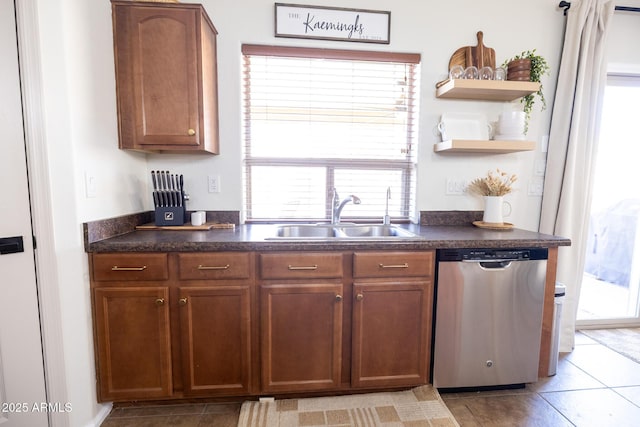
[351,251,434,389]
[93,287,173,401]
[90,252,254,402]
[90,250,434,401]
[351,281,432,388]
[179,286,251,396]
[260,283,343,393]
[258,252,344,393]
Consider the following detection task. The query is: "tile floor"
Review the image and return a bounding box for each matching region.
[443,332,640,427]
[100,332,640,426]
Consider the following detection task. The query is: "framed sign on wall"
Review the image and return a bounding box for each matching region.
[275,3,391,44]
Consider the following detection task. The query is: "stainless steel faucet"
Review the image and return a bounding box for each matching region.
[383,187,391,225]
[331,188,361,224]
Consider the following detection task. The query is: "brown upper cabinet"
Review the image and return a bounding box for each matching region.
[111,1,219,154]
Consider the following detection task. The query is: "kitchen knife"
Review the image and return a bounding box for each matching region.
[162,171,170,206]
[151,171,159,207]
[179,174,184,207]
[151,171,158,191]
[171,174,178,207]
[170,172,176,207]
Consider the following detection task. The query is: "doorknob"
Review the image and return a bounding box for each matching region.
[0,236,24,255]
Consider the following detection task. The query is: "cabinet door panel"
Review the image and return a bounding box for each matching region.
[260,283,343,392]
[93,287,172,401]
[179,287,251,395]
[130,7,198,146]
[352,280,432,388]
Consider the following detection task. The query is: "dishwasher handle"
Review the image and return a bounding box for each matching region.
[463,260,514,270]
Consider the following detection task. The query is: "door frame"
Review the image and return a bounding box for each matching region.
[14,1,70,425]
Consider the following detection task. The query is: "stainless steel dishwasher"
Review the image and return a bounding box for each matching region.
[433,248,547,390]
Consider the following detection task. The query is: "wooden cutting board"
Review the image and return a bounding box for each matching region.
[448,31,496,71]
[135,222,236,231]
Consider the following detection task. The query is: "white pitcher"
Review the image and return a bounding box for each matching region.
[483,196,512,224]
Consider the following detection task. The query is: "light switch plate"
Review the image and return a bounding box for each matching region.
[208,175,221,193]
[85,171,97,198]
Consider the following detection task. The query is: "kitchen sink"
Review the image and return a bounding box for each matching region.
[268,224,420,240]
[275,224,339,238]
[335,224,418,238]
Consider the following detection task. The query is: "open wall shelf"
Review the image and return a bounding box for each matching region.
[436,79,541,101]
[434,139,536,154]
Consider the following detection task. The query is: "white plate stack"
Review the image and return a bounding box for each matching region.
[494,111,526,141]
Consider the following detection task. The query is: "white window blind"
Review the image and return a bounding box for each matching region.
[241,45,421,222]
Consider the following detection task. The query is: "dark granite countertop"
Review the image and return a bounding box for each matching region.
[85,220,571,253]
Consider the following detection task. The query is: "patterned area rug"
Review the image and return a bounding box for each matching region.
[237,385,459,427]
[581,328,640,363]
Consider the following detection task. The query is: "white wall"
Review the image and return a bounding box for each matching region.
[32,0,575,425]
[145,0,566,231]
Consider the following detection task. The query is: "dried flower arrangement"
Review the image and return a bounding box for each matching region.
[467,169,518,197]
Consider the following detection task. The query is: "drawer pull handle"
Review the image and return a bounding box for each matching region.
[112,265,147,271]
[179,297,188,306]
[335,294,343,302]
[356,293,364,301]
[188,128,196,136]
[155,298,165,306]
[378,263,409,269]
[197,264,230,270]
[288,264,318,271]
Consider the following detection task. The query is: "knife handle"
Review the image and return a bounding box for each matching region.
[151,171,157,190]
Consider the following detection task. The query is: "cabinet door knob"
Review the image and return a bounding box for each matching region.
[335,294,343,302]
[356,293,364,301]
[179,297,188,306]
[187,128,196,136]
[155,298,165,306]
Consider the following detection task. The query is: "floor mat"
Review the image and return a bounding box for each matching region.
[581,328,640,364]
[237,385,460,427]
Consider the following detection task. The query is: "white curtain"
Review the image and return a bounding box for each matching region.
[540,0,615,352]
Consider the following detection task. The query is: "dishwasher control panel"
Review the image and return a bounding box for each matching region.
[438,248,548,262]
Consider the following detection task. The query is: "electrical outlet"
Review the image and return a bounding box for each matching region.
[528,179,544,196]
[208,175,221,193]
[446,179,468,195]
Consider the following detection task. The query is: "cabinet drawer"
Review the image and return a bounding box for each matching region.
[92,253,168,282]
[353,251,433,278]
[259,253,343,279]
[178,253,251,280]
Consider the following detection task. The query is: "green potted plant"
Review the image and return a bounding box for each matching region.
[502,50,550,133]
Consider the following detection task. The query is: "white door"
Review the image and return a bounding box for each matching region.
[0,0,48,425]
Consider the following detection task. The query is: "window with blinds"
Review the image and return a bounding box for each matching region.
[241,45,421,222]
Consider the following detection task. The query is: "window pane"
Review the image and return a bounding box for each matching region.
[247,166,326,220]
[333,169,412,218]
[579,75,640,321]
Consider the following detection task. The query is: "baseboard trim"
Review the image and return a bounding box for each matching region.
[85,403,112,427]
